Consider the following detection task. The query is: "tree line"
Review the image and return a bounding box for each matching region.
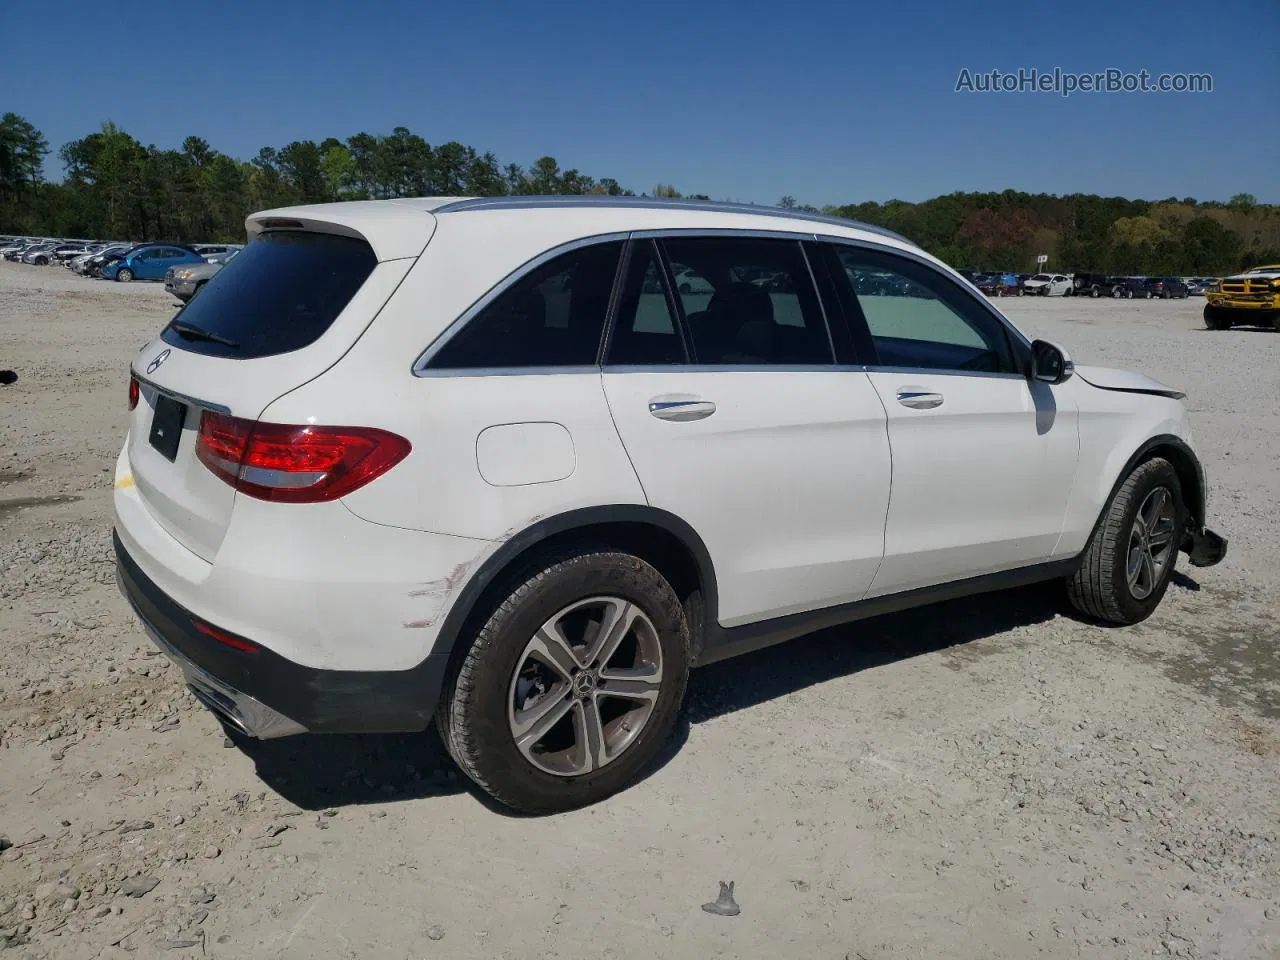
[2,112,1276,276]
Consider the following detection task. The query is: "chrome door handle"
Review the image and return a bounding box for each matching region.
[648,398,717,422]
[896,390,944,410]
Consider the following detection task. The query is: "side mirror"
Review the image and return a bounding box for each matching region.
[1031,339,1074,385]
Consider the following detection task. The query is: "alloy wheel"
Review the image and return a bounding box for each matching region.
[1126,486,1177,600]
[507,596,664,777]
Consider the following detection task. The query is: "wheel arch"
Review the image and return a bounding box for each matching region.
[1105,434,1206,531]
[432,506,720,669]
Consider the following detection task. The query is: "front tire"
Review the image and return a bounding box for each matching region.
[116,268,134,282]
[1203,305,1233,330]
[438,549,690,814]
[1067,458,1185,625]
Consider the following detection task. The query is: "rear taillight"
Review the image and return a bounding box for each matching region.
[195,412,410,504]
[128,375,139,411]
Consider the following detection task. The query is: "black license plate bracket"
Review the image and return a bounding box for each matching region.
[148,394,187,462]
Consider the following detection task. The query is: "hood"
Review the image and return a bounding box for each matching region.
[1227,268,1280,280]
[1075,364,1185,400]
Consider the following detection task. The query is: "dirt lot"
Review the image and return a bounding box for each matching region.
[0,261,1277,960]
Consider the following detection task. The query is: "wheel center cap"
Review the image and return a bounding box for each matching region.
[573,670,598,698]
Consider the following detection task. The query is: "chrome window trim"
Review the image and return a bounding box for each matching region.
[603,363,863,375]
[413,225,1030,379]
[416,365,600,379]
[862,366,1027,382]
[411,232,629,376]
[431,196,917,247]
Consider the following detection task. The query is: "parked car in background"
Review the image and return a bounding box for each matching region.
[192,244,242,262]
[101,245,205,282]
[1117,277,1188,300]
[81,245,133,277]
[204,246,243,264]
[976,272,1023,297]
[52,243,88,262]
[1069,273,1119,298]
[1115,277,1150,298]
[165,250,237,302]
[1023,273,1073,296]
[1150,277,1189,299]
[0,241,32,260]
[21,242,59,265]
[71,244,121,274]
[672,265,715,295]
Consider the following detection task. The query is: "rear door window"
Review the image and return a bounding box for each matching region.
[660,237,833,365]
[160,231,377,359]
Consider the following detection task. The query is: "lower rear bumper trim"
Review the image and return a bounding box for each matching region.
[113,530,450,736]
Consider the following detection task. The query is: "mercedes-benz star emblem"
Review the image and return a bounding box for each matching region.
[146,349,170,374]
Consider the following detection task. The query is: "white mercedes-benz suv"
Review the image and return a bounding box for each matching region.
[114,197,1226,813]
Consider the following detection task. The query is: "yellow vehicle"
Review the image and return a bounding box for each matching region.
[1204,265,1280,329]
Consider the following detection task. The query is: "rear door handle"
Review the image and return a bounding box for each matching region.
[896,390,944,410]
[648,397,717,422]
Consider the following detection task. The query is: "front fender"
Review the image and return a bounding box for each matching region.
[1056,389,1203,558]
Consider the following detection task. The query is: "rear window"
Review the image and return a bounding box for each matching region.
[160,231,376,359]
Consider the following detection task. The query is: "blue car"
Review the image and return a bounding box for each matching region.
[101,244,205,282]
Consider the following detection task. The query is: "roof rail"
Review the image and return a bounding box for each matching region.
[431,195,917,247]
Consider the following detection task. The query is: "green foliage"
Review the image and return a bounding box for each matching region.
[828,191,1277,275]
[0,112,1273,276]
[0,115,640,242]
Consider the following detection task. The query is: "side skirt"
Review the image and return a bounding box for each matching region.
[695,558,1079,667]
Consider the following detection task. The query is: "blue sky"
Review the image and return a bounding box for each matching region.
[7,0,1277,204]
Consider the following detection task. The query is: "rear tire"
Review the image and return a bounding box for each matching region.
[1066,458,1185,625]
[437,548,690,814]
[1203,305,1233,330]
[116,268,134,282]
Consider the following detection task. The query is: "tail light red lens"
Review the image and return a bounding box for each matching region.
[194,619,260,654]
[128,375,139,411]
[195,412,410,503]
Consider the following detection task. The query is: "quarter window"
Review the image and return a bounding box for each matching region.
[661,237,832,365]
[428,241,623,369]
[830,247,1016,374]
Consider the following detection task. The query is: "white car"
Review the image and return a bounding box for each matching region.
[113,197,1226,813]
[1023,273,1074,296]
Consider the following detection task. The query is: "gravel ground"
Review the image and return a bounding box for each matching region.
[0,261,1277,960]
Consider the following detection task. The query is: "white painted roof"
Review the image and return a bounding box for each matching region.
[246,196,919,263]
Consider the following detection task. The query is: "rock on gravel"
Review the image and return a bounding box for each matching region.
[120,877,160,898]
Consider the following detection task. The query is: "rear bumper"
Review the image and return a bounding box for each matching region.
[114,531,451,737]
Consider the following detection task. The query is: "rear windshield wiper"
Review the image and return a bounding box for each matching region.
[170,320,240,350]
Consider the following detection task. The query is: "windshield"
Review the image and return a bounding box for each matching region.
[1031,274,1050,281]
